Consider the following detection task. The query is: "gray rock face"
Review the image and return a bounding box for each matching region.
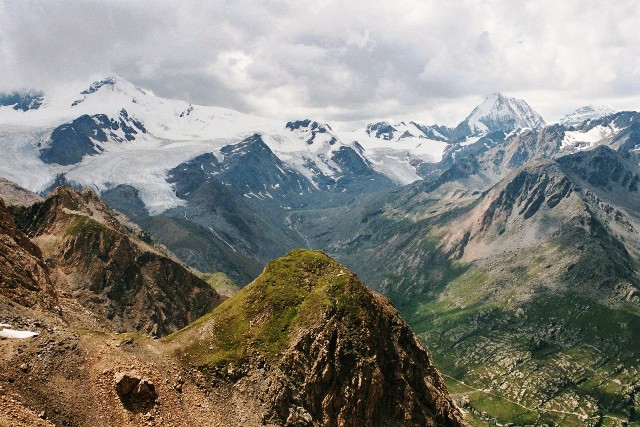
[39,109,146,165]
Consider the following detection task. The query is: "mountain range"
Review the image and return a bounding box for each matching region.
[1,76,639,426]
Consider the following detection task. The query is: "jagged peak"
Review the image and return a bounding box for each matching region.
[49,185,103,207]
[285,119,337,145]
[453,93,545,140]
[365,121,397,140]
[285,119,332,132]
[19,186,129,237]
[470,93,543,124]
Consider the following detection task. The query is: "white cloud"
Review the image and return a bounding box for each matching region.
[0,0,639,125]
[209,51,256,91]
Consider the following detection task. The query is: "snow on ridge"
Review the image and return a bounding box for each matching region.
[0,76,456,211]
[340,126,448,185]
[559,105,617,127]
[561,124,617,151]
[0,76,286,213]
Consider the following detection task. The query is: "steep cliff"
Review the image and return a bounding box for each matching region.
[0,198,54,309]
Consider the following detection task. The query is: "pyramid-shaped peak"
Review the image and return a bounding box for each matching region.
[476,93,539,118]
[171,248,466,426]
[452,93,545,140]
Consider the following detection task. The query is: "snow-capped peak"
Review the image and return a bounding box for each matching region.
[284,119,337,146]
[80,75,151,96]
[364,120,450,142]
[559,105,617,127]
[453,93,545,139]
[70,75,153,108]
[0,75,454,214]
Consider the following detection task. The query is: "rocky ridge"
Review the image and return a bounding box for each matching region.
[291,146,640,425]
[8,186,223,336]
[0,198,55,309]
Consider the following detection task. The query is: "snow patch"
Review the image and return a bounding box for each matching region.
[562,125,615,151]
[0,325,39,339]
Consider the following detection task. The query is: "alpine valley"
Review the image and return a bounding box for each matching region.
[1,76,639,426]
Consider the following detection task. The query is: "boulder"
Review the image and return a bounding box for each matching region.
[114,372,157,406]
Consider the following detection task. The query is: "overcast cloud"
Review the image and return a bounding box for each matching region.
[1,0,639,127]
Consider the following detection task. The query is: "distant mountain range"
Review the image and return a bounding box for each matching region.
[0,76,614,213]
[1,76,638,425]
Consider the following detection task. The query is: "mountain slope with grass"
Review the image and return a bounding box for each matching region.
[0,242,466,426]
[168,249,465,427]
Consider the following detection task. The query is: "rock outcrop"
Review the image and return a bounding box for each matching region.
[114,372,158,408]
[0,197,55,308]
[10,186,223,336]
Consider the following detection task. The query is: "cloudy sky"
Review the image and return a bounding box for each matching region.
[1,0,639,127]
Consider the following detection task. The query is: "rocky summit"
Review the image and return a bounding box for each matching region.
[169,249,465,427]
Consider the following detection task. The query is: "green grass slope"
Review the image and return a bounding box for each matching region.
[165,249,467,427]
[167,249,369,367]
